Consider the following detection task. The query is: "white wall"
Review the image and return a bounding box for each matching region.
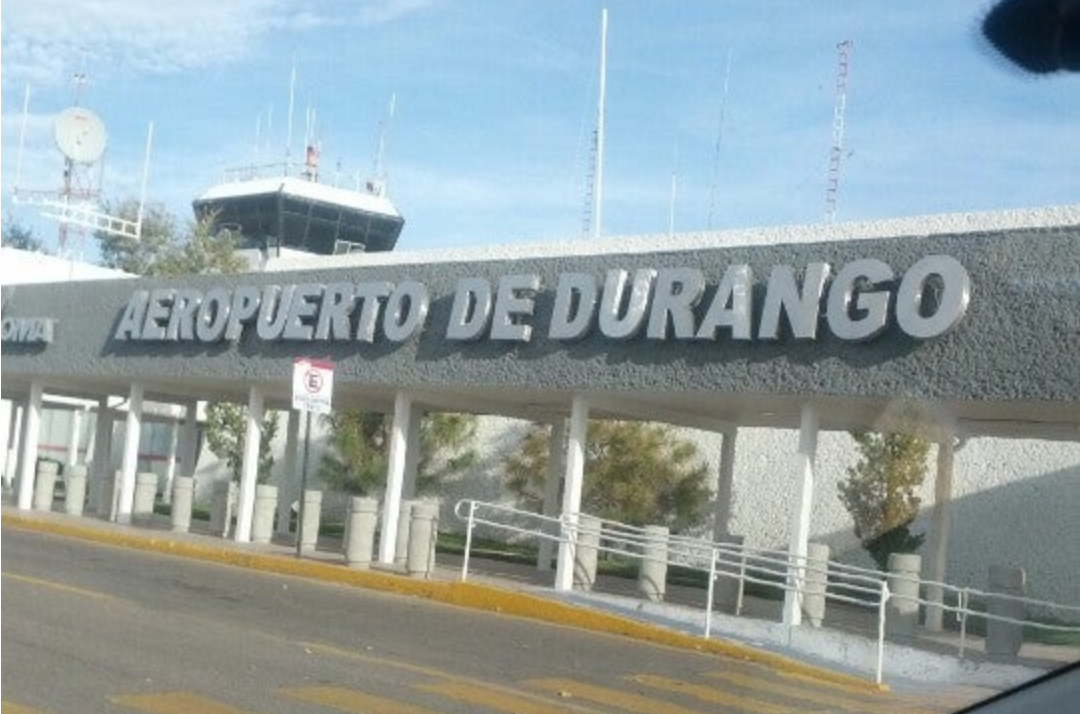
[432,418,1079,607]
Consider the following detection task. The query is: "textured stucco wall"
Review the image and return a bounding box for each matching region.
[720,427,1080,606]
[3,223,1078,410]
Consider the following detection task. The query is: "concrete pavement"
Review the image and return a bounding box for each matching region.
[2,501,1075,695]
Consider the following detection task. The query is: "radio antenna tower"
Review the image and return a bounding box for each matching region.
[13,74,153,255]
[825,40,852,223]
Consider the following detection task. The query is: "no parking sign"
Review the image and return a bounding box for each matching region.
[292,358,334,414]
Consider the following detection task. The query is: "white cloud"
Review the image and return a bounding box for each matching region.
[2,0,275,88]
[0,0,435,89]
[350,0,439,26]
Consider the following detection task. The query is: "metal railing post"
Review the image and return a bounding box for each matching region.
[704,547,718,639]
[735,548,747,616]
[958,588,969,658]
[460,500,476,582]
[876,579,890,685]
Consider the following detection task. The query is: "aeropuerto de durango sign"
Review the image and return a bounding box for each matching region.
[113,255,971,346]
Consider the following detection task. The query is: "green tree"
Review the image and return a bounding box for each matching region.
[504,420,711,532]
[318,411,388,495]
[319,410,478,496]
[837,431,929,571]
[1,217,44,252]
[96,199,244,276]
[203,402,280,483]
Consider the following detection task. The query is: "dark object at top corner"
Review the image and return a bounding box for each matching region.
[982,0,1080,73]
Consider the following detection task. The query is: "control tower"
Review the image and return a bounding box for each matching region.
[193,145,404,258]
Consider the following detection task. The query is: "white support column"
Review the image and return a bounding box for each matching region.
[90,399,114,515]
[277,408,301,535]
[554,396,589,592]
[925,437,955,631]
[379,392,416,564]
[3,402,23,491]
[84,405,98,465]
[782,403,818,626]
[67,407,84,468]
[116,383,145,524]
[0,402,9,486]
[179,401,199,479]
[537,418,567,571]
[162,419,180,505]
[712,427,738,540]
[401,406,424,499]
[235,388,264,543]
[16,383,44,511]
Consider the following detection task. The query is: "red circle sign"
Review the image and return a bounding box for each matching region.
[304,369,324,393]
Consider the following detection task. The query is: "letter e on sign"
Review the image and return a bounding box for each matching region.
[292,358,334,414]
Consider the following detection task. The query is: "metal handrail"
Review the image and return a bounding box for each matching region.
[453,499,1080,684]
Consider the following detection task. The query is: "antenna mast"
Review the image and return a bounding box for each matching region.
[668,141,678,237]
[707,49,733,230]
[287,57,297,175]
[825,40,852,223]
[370,93,396,196]
[582,8,608,239]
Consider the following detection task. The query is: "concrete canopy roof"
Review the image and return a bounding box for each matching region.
[2,207,1078,442]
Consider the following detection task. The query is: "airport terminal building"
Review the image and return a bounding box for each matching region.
[2,206,1078,611]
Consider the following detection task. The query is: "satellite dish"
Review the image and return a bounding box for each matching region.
[54,106,108,164]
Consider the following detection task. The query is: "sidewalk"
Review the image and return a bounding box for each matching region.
[440,542,1077,690]
[3,502,1076,693]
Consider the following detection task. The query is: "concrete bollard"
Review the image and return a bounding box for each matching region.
[394,500,417,566]
[713,535,746,615]
[343,497,379,569]
[573,514,602,591]
[132,472,159,523]
[209,480,236,537]
[886,552,922,641]
[298,489,322,552]
[637,525,669,602]
[64,465,88,516]
[251,484,278,544]
[406,502,439,579]
[170,476,195,533]
[986,565,1026,662]
[32,461,60,511]
[801,542,831,628]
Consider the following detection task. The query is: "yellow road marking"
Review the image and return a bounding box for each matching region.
[737,659,887,696]
[1,702,53,714]
[281,686,438,714]
[1,572,114,601]
[419,681,579,714]
[526,678,712,714]
[298,640,456,680]
[300,641,609,714]
[706,671,936,714]
[629,674,798,714]
[110,692,261,714]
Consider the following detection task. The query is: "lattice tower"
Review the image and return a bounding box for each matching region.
[825,41,852,223]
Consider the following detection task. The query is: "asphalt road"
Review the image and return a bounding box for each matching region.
[2,527,970,714]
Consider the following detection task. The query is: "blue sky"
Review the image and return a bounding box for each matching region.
[2,0,1078,258]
